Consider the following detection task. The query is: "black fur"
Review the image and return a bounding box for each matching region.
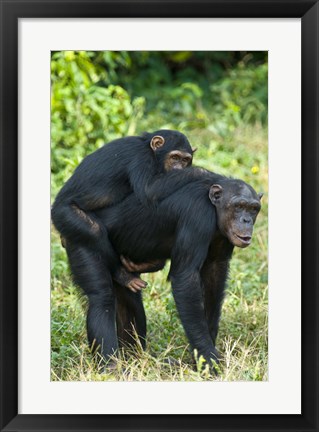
[64,167,261,368]
[51,130,193,283]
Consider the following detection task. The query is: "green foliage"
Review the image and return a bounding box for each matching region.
[115,51,268,133]
[209,62,268,136]
[51,51,268,381]
[51,51,145,196]
[51,51,267,196]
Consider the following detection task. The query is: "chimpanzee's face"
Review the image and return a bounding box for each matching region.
[209,181,262,248]
[164,150,193,171]
[149,131,196,172]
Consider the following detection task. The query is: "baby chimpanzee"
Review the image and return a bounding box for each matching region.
[51,130,196,291]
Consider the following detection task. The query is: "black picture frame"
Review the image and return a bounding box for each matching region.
[0,1,318,431]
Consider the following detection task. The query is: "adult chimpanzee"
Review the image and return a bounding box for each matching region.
[51,130,195,292]
[64,167,262,368]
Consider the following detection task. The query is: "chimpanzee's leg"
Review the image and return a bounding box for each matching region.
[115,282,147,350]
[61,228,148,293]
[66,243,118,360]
[201,259,229,345]
[120,257,166,273]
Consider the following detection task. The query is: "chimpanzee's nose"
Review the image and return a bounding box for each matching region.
[241,216,251,224]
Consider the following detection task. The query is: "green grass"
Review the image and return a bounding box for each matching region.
[51,124,268,382]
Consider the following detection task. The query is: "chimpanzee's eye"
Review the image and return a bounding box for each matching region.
[235,203,244,210]
[171,155,180,161]
[251,205,260,213]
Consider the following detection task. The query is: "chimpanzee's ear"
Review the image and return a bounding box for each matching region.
[258,192,263,200]
[192,147,198,153]
[150,135,165,151]
[209,184,223,205]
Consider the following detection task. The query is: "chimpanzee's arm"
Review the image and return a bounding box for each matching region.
[201,257,231,345]
[127,159,159,204]
[168,224,219,367]
[170,269,219,366]
[144,168,209,204]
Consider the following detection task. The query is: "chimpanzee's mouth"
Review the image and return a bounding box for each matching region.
[234,233,252,245]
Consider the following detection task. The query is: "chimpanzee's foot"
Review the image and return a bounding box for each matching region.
[114,266,148,293]
[126,276,148,293]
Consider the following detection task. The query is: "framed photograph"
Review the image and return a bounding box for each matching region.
[0,1,318,431]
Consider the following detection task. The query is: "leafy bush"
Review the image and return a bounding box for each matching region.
[51,51,145,195]
[115,51,268,132]
[209,62,268,135]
